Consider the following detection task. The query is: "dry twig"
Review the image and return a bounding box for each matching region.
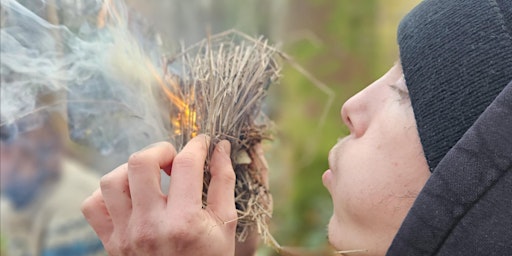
[161,30,277,245]
[159,30,338,253]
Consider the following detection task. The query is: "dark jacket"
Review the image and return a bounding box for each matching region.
[387,80,512,255]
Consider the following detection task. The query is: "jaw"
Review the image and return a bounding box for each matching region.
[326,215,340,250]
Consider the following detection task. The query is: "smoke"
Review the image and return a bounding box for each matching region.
[1,0,289,246]
[1,0,169,155]
[1,0,286,159]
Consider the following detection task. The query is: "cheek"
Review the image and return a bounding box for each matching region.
[333,167,400,224]
[329,146,391,225]
[328,129,429,244]
[345,132,425,214]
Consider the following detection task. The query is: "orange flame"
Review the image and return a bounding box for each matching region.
[145,60,199,138]
[96,0,199,138]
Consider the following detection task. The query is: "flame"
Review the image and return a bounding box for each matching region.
[145,60,199,138]
[96,0,199,138]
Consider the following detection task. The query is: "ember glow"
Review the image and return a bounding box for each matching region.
[147,60,199,138]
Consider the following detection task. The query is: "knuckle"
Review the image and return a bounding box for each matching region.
[131,224,158,248]
[106,235,131,255]
[144,141,178,157]
[99,174,114,191]
[173,151,198,169]
[212,170,236,188]
[175,210,199,226]
[166,212,202,242]
[118,239,132,255]
[99,163,127,190]
[161,141,178,155]
[167,224,197,245]
[80,196,95,216]
[128,151,146,169]
[196,134,211,144]
[222,170,236,184]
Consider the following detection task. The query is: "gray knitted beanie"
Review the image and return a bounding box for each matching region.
[398,0,512,171]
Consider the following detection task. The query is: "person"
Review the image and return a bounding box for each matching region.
[81,0,512,255]
[0,111,106,256]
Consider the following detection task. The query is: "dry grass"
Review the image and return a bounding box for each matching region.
[160,29,277,246]
[159,30,365,255]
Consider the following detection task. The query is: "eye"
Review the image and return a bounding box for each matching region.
[389,84,410,102]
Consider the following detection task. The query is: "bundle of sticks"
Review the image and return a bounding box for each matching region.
[156,30,366,256]
[158,29,278,246]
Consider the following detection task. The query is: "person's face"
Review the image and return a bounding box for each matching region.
[322,63,431,255]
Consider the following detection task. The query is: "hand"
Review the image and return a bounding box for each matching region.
[81,135,237,255]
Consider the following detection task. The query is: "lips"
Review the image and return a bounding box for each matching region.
[328,138,343,171]
[322,169,332,188]
[328,145,336,172]
[325,136,349,188]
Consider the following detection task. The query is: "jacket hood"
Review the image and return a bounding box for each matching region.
[387,80,512,255]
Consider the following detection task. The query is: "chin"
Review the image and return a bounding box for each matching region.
[326,216,341,250]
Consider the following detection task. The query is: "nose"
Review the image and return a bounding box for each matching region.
[341,90,369,138]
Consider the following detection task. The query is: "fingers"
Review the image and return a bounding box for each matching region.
[206,140,237,222]
[168,134,209,208]
[100,163,132,228]
[127,142,176,213]
[81,189,114,242]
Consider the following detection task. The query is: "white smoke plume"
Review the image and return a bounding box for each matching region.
[0,0,285,157]
[1,0,170,155]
